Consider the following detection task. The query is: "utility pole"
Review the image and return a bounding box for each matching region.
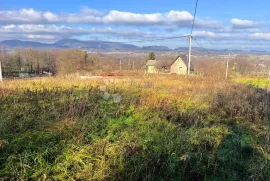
[188,35,192,75]
[133,60,135,70]
[119,59,122,71]
[0,46,3,82]
[226,54,230,79]
[0,60,2,82]
[268,68,270,81]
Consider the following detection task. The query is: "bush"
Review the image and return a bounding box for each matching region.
[211,84,270,122]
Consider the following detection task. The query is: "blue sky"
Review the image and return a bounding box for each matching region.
[0,0,270,50]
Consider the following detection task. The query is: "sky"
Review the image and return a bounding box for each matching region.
[0,0,270,50]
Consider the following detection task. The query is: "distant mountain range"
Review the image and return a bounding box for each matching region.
[0,39,268,53]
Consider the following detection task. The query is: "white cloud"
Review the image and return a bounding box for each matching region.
[249,32,270,40]
[19,8,42,21]
[103,10,164,25]
[0,8,102,24]
[44,12,59,22]
[0,24,157,42]
[231,18,259,29]
[0,8,41,23]
[80,6,105,16]
[166,10,193,22]
[192,30,248,40]
[0,8,217,28]
[3,24,16,29]
[27,34,56,39]
[193,31,216,37]
[0,24,269,44]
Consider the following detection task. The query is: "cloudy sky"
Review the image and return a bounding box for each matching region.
[0,0,270,50]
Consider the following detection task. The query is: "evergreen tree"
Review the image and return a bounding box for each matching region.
[148,52,155,60]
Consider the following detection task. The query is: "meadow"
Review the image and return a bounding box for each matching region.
[0,75,269,181]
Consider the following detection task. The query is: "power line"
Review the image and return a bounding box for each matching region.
[121,35,189,43]
[193,39,211,54]
[191,0,199,35]
[193,39,205,49]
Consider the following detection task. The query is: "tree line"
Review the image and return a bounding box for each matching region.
[0,48,267,78]
[0,48,100,77]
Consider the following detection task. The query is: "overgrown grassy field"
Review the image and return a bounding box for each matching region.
[0,76,269,181]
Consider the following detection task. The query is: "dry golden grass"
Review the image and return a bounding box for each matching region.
[0,75,269,181]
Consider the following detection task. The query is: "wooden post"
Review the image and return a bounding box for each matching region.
[225,54,230,79]
[225,60,229,79]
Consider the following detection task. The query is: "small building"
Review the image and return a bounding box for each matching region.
[146,60,159,73]
[145,55,194,74]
